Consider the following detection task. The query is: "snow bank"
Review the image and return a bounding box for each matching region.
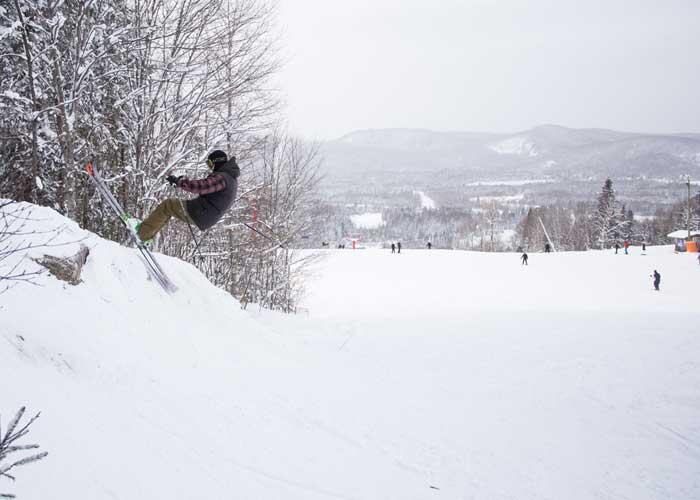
[2,202,699,500]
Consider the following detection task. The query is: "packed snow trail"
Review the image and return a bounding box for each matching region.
[2,202,699,499]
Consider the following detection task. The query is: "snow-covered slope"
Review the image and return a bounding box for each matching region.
[2,203,699,499]
[489,135,539,157]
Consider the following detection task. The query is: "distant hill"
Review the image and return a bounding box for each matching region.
[321,125,700,180]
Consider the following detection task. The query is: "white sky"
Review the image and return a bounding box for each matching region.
[276,0,700,140]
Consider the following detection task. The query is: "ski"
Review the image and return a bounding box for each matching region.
[85,162,177,293]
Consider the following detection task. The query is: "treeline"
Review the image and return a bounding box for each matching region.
[517,178,695,251]
[316,204,523,251]
[0,0,320,311]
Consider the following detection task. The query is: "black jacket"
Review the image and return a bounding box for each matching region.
[186,159,240,230]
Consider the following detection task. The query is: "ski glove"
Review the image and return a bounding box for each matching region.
[166,175,182,186]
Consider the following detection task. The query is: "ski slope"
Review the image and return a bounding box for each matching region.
[1,202,699,499]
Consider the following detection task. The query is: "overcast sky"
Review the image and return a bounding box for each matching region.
[276,0,700,140]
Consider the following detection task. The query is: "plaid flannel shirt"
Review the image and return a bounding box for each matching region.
[178,173,227,195]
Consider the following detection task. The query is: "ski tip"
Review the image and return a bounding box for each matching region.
[85,162,94,176]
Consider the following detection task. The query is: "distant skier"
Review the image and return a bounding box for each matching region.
[427,241,432,250]
[397,241,402,254]
[521,252,528,266]
[624,241,630,255]
[614,242,620,254]
[544,242,551,253]
[651,270,661,291]
[131,150,239,243]
[391,243,396,254]
[642,242,647,253]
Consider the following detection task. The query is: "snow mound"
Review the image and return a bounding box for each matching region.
[0,202,424,499]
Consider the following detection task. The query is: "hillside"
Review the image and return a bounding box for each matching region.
[321,124,700,180]
[1,202,699,499]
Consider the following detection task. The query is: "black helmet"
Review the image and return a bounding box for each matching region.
[207,150,228,167]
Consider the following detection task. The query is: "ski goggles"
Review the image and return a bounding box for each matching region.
[207,158,226,168]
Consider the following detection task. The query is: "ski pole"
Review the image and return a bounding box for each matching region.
[186,221,205,263]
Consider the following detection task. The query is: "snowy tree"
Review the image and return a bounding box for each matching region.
[516,207,545,250]
[0,201,42,293]
[570,203,594,250]
[0,0,60,205]
[593,178,623,249]
[0,406,47,498]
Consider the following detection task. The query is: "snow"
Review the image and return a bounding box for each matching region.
[466,179,553,186]
[471,193,525,202]
[667,229,700,239]
[500,228,516,243]
[2,89,25,102]
[634,214,656,222]
[350,212,384,229]
[414,190,436,210]
[489,136,539,157]
[2,202,700,500]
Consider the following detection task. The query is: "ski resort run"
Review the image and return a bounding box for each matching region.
[350,212,384,229]
[414,190,437,210]
[1,202,699,500]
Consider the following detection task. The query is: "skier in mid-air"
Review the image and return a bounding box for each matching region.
[130,150,240,243]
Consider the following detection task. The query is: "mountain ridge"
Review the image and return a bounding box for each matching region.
[322,124,700,179]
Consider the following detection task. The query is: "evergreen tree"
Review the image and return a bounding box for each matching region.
[593,178,620,249]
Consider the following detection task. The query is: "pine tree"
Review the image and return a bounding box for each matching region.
[593,178,620,249]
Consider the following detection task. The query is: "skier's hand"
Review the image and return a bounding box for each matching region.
[166,175,182,186]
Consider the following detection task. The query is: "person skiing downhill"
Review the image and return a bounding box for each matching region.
[521,252,528,265]
[652,270,661,291]
[130,151,240,243]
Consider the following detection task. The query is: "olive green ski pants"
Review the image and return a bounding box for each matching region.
[138,198,193,241]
